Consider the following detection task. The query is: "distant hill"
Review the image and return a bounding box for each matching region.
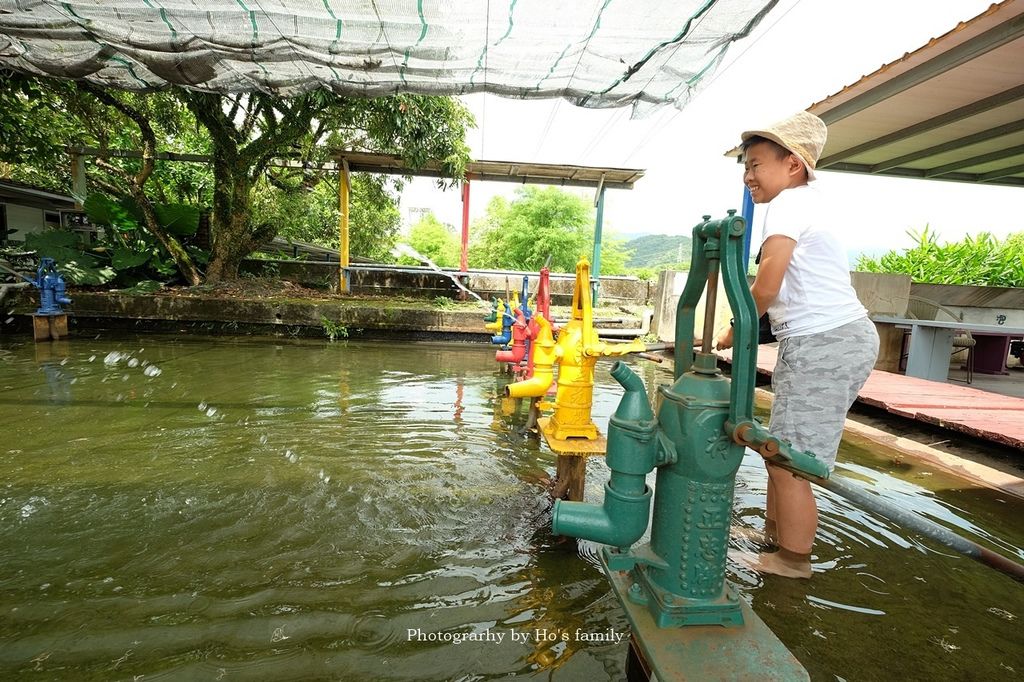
[623,234,693,268]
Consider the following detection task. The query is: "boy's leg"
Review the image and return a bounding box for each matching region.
[765,476,778,547]
[766,465,816,552]
[750,464,813,578]
[748,319,878,578]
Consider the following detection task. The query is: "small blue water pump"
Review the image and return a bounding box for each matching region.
[34,258,72,315]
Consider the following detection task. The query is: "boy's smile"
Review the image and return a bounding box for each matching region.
[743,141,807,203]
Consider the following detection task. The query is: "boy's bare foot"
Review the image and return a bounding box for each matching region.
[731,546,812,579]
[750,550,812,579]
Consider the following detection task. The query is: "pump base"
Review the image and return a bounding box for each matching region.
[538,417,606,455]
[600,552,808,681]
[33,314,68,341]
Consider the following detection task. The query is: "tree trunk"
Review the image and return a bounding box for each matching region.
[205,162,255,283]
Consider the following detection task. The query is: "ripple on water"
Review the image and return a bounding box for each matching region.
[2,339,1021,681]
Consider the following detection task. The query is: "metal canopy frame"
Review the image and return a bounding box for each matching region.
[808,0,1024,189]
[336,151,643,190]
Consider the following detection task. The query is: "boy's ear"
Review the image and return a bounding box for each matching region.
[787,154,806,179]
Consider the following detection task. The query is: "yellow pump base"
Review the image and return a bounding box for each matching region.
[537,417,608,455]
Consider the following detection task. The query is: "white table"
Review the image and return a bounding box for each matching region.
[872,316,1024,382]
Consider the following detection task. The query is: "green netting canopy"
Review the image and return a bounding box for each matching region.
[0,0,776,112]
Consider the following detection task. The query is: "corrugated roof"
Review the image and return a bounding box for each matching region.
[808,0,1024,188]
[338,151,643,189]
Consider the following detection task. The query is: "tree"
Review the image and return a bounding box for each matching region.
[405,213,459,268]
[469,186,632,275]
[1,72,474,282]
[181,91,473,282]
[592,234,632,276]
[470,187,592,272]
[256,172,402,262]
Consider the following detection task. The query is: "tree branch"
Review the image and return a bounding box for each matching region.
[78,82,157,186]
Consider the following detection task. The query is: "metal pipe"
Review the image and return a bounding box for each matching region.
[594,310,653,339]
[0,282,31,302]
[701,263,719,354]
[0,262,35,284]
[773,461,1024,583]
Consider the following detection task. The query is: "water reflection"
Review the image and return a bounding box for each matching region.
[0,334,1021,681]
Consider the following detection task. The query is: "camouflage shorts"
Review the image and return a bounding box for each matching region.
[769,317,879,471]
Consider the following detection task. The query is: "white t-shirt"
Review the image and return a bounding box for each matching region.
[760,183,866,340]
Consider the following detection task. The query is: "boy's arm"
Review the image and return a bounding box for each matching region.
[750,235,796,316]
[714,234,796,350]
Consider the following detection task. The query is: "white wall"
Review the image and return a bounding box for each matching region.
[3,203,47,241]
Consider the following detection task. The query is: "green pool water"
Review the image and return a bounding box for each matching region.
[1,333,1021,680]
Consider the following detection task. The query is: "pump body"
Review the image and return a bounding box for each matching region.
[551,212,819,680]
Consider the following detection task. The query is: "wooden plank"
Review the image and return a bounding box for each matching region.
[717,344,1024,450]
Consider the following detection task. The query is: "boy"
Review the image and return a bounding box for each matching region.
[715,111,879,579]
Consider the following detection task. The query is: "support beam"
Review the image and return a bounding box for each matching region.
[818,84,1024,167]
[809,162,1024,187]
[460,179,470,273]
[70,152,87,209]
[869,119,1024,173]
[979,162,1024,182]
[925,143,1024,177]
[591,179,606,305]
[818,14,1024,125]
[338,160,351,293]
[740,187,754,265]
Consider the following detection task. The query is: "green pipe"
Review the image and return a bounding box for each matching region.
[552,363,656,549]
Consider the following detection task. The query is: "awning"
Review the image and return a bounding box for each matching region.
[809,0,1024,189]
[0,0,776,115]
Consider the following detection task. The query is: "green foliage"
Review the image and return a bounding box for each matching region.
[623,234,693,269]
[593,235,632,276]
[631,267,657,281]
[470,187,593,272]
[348,175,403,261]
[23,231,115,285]
[0,73,83,173]
[78,191,207,285]
[320,316,349,341]
[856,227,1024,288]
[433,296,456,309]
[259,173,402,262]
[2,74,473,282]
[404,213,459,268]
[121,280,165,294]
[152,204,200,237]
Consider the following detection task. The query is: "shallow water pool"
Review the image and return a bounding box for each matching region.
[1,334,1021,680]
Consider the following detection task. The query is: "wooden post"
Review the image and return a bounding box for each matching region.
[553,454,587,502]
[32,314,69,341]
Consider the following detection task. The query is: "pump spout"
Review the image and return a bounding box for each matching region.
[505,314,556,398]
[552,362,659,548]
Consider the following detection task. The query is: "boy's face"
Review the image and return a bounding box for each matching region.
[742,141,805,203]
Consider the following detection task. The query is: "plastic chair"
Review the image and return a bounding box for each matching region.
[904,294,975,383]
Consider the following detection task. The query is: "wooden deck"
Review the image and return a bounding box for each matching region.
[717,345,1024,450]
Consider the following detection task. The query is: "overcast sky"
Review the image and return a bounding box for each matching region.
[396,0,1022,256]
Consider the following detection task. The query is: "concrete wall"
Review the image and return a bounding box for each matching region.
[650,270,916,370]
[911,282,1024,328]
[852,272,912,372]
[649,270,734,344]
[240,259,652,306]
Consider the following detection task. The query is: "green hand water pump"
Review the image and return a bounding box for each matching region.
[550,212,826,678]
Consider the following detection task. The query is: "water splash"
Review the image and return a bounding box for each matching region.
[391,243,487,305]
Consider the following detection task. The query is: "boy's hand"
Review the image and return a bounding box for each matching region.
[714,326,733,350]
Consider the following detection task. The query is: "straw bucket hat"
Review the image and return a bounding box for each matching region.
[738,111,828,181]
